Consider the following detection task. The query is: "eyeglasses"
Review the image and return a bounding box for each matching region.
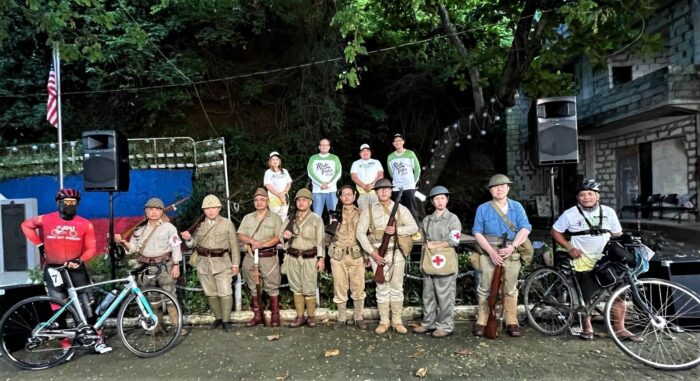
[61,199,78,206]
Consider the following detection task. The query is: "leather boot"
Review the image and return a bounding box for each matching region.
[269,295,281,327]
[220,296,234,332]
[305,296,317,328]
[390,301,407,334]
[353,299,367,330]
[246,296,263,327]
[289,293,307,328]
[333,303,347,329]
[374,303,390,335]
[167,304,188,336]
[208,297,223,329]
[504,295,521,337]
[474,296,489,336]
[148,302,166,335]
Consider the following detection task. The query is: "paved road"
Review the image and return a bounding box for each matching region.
[1,321,698,380]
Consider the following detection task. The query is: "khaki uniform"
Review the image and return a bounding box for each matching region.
[239,211,283,296]
[420,210,461,333]
[357,201,418,329]
[184,216,239,297]
[127,220,182,294]
[329,205,366,304]
[285,211,325,296]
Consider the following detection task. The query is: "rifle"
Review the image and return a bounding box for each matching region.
[253,248,267,326]
[120,196,191,240]
[283,206,296,246]
[186,213,206,234]
[485,233,508,340]
[374,188,404,284]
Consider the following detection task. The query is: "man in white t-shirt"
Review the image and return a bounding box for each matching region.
[350,144,384,210]
[551,179,639,342]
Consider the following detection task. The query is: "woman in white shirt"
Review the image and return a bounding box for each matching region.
[264,151,292,222]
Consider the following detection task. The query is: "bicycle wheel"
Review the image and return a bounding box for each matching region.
[117,287,182,357]
[523,267,576,335]
[605,278,700,370]
[0,296,80,370]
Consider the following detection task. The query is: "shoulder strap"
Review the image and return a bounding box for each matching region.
[250,211,268,240]
[489,200,517,233]
[136,223,162,255]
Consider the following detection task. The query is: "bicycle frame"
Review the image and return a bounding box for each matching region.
[35,269,156,339]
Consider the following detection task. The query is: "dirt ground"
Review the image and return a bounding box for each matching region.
[1,321,698,381]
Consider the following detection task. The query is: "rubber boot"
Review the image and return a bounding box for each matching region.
[245,296,263,327]
[305,296,317,328]
[289,293,307,328]
[390,301,407,334]
[333,303,347,329]
[167,304,188,336]
[353,299,367,330]
[374,303,390,335]
[504,295,521,337]
[208,296,223,329]
[220,295,234,332]
[269,295,281,327]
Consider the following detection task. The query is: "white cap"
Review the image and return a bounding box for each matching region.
[269,151,281,158]
[360,144,370,151]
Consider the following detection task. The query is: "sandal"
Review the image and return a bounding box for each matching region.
[580,332,595,340]
[618,334,644,342]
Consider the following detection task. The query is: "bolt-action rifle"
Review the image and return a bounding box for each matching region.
[485,233,508,340]
[374,188,403,284]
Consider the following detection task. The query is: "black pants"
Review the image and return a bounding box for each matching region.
[391,189,417,220]
[43,263,94,319]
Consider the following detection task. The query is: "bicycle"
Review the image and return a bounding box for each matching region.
[522,236,700,371]
[0,264,184,370]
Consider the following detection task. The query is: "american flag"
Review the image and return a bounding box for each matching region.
[46,69,58,128]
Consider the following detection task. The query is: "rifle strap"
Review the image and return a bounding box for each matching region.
[135,223,161,256]
[246,211,269,256]
[489,200,517,234]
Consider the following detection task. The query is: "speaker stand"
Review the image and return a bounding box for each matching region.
[549,166,557,251]
[108,191,117,280]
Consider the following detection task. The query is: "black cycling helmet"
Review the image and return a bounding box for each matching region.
[576,179,600,193]
[55,188,81,202]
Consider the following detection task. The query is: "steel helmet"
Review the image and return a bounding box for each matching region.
[55,188,81,202]
[487,174,513,188]
[144,197,165,209]
[373,178,393,190]
[201,194,222,208]
[295,188,313,201]
[576,179,600,193]
[429,186,450,198]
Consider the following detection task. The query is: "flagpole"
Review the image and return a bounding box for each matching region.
[53,42,64,188]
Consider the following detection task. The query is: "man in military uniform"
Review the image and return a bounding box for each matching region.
[115,197,188,335]
[357,178,418,335]
[329,185,367,330]
[181,195,239,332]
[472,174,532,337]
[238,188,284,327]
[282,188,325,328]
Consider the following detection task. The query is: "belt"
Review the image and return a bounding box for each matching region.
[196,246,230,257]
[138,252,172,264]
[287,247,317,258]
[258,247,277,257]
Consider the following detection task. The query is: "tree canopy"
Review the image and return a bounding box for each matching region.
[0,0,661,216]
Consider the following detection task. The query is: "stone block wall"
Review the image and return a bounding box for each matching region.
[593,116,697,209]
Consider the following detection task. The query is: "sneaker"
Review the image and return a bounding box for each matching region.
[94,343,113,354]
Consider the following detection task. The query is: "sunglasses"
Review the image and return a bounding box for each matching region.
[61,199,78,206]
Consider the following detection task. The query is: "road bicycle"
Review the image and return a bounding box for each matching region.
[522,236,700,370]
[0,264,183,370]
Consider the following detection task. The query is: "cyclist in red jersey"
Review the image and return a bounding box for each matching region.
[21,188,112,354]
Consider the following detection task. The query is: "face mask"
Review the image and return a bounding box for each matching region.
[59,203,77,219]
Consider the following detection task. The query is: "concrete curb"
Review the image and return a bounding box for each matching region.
[183,305,530,325]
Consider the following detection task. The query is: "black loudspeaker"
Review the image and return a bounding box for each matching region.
[529,96,579,166]
[82,130,130,191]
